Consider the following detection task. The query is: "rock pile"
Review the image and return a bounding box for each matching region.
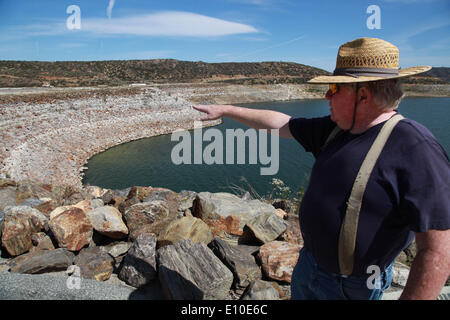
[0,179,420,300]
[0,179,304,300]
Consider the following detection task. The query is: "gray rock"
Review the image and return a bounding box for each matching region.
[208,237,262,289]
[119,234,157,288]
[90,198,104,209]
[240,192,253,201]
[9,248,75,274]
[0,271,164,300]
[157,239,233,300]
[16,180,52,203]
[242,211,287,244]
[101,241,132,258]
[392,262,410,287]
[241,280,280,300]
[74,247,115,281]
[20,198,45,209]
[86,206,128,239]
[142,188,179,215]
[177,190,197,212]
[192,192,280,232]
[0,187,18,211]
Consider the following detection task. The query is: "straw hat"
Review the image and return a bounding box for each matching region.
[308,37,431,84]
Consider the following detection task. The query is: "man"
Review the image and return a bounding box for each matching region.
[193,38,450,300]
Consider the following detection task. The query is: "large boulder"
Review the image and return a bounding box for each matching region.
[87,206,128,240]
[258,241,302,283]
[241,280,280,300]
[241,211,287,244]
[9,248,74,274]
[1,207,45,256]
[157,239,233,300]
[118,234,157,288]
[192,192,280,232]
[15,180,53,204]
[142,188,179,215]
[48,207,93,251]
[74,247,115,281]
[208,237,261,290]
[3,206,48,230]
[157,216,213,247]
[123,201,169,235]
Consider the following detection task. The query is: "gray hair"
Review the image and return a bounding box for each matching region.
[364,79,404,111]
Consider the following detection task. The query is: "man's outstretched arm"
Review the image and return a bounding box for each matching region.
[193,104,293,138]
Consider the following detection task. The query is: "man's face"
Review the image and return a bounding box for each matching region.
[326,84,357,130]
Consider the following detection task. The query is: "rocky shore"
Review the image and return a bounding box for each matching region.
[1,83,449,189]
[0,179,420,300]
[0,83,325,188]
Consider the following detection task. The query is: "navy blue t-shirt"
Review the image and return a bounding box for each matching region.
[289,115,450,276]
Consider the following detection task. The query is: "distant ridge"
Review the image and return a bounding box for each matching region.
[0,59,448,87]
[0,59,329,87]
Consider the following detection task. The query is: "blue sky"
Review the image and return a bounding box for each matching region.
[0,0,449,71]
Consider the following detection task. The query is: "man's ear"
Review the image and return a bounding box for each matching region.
[358,86,371,103]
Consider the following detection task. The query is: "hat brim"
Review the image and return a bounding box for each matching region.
[308,66,432,84]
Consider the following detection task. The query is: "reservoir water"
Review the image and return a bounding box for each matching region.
[82,97,449,197]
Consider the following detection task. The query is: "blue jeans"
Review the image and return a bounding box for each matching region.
[291,248,393,300]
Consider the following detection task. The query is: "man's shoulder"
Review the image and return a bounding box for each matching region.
[394,117,438,144]
[392,116,448,159]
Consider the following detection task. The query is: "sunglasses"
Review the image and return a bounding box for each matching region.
[329,83,339,95]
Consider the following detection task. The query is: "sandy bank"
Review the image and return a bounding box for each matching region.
[0,83,324,188]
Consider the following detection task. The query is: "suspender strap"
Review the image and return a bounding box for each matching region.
[338,114,404,276]
[321,125,342,151]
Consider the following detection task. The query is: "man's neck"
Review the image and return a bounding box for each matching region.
[350,109,397,134]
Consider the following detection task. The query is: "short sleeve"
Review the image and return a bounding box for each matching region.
[288,116,336,157]
[398,135,450,232]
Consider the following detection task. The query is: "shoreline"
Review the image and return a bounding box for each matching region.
[1,83,449,188]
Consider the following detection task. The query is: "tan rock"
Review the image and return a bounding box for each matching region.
[72,199,94,214]
[258,241,302,283]
[87,206,128,239]
[204,215,243,238]
[48,207,93,251]
[275,209,288,220]
[1,206,47,256]
[1,213,35,256]
[49,205,73,220]
[158,216,213,248]
[123,201,169,234]
[85,186,106,198]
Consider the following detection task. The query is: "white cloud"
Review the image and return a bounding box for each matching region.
[107,0,115,19]
[82,11,258,37]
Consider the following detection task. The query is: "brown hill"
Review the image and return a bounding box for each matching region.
[0,60,330,88]
[1,60,448,88]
